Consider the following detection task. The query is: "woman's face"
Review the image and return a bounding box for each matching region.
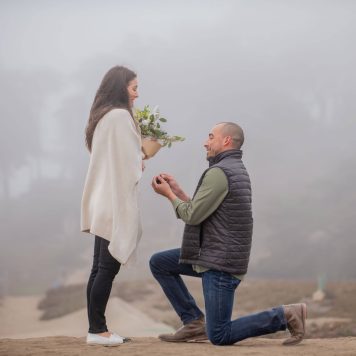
[127,78,138,108]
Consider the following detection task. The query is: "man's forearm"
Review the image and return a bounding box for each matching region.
[166,191,178,202]
[174,189,190,202]
[172,168,229,225]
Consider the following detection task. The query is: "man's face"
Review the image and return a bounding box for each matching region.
[204,124,225,159]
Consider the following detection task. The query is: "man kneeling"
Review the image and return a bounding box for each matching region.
[150,122,306,346]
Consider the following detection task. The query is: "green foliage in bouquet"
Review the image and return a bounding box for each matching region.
[134,105,185,147]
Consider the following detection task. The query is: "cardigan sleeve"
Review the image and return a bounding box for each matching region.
[106,109,142,187]
[105,109,143,263]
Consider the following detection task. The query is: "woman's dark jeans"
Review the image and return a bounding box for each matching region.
[87,235,120,333]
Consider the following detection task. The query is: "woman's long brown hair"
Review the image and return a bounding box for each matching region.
[85,66,137,151]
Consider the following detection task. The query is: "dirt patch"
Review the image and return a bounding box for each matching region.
[37,278,356,337]
[1,336,356,356]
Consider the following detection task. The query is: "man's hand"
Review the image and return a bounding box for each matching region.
[159,173,179,193]
[160,173,190,202]
[152,175,177,201]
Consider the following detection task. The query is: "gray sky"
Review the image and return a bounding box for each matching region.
[1,0,355,294]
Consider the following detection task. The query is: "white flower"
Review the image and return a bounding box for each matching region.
[152,105,160,119]
[134,104,185,148]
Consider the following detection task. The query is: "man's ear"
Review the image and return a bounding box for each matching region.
[223,136,232,146]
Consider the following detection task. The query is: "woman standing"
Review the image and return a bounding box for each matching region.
[81,66,143,346]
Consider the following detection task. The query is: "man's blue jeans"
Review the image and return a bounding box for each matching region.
[150,248,287,345]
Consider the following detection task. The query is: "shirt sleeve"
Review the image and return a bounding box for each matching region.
[106,109,143,263]
[171,167,228,225]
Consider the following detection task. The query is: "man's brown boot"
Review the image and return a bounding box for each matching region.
[282,303,307,346]
[159,316,207,342]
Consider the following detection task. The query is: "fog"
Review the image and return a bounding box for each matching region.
[1,0,355,295]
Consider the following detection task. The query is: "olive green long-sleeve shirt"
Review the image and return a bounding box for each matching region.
[172,167,228,225]
[171,167,244,280]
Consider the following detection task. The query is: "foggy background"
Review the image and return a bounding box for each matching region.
[1,0,355,295]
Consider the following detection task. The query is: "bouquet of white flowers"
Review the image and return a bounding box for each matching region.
[134,105,185,159]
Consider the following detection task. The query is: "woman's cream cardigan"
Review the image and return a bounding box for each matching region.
[81,108,142,264]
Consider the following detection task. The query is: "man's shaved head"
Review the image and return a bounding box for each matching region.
[217,122,244,149]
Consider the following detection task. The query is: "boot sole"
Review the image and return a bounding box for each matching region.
[187,335,209,343]
[159,334,208,343]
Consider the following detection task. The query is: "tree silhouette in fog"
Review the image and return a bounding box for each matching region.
[1,175,87,294]
[0,69,62,200]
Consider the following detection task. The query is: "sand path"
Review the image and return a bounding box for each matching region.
[0,295,173,338]
[1,336,356,356]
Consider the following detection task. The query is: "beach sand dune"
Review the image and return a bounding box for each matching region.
[0,295,173,339]
[1,336,356,356]
[2,278,356,355]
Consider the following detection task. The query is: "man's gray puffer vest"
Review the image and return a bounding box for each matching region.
[179,149,253,275]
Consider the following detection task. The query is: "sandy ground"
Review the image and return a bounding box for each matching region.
[0,295,173,338]
[1,336,356,356]
[1,295,356,356]
[2,278,356,355]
